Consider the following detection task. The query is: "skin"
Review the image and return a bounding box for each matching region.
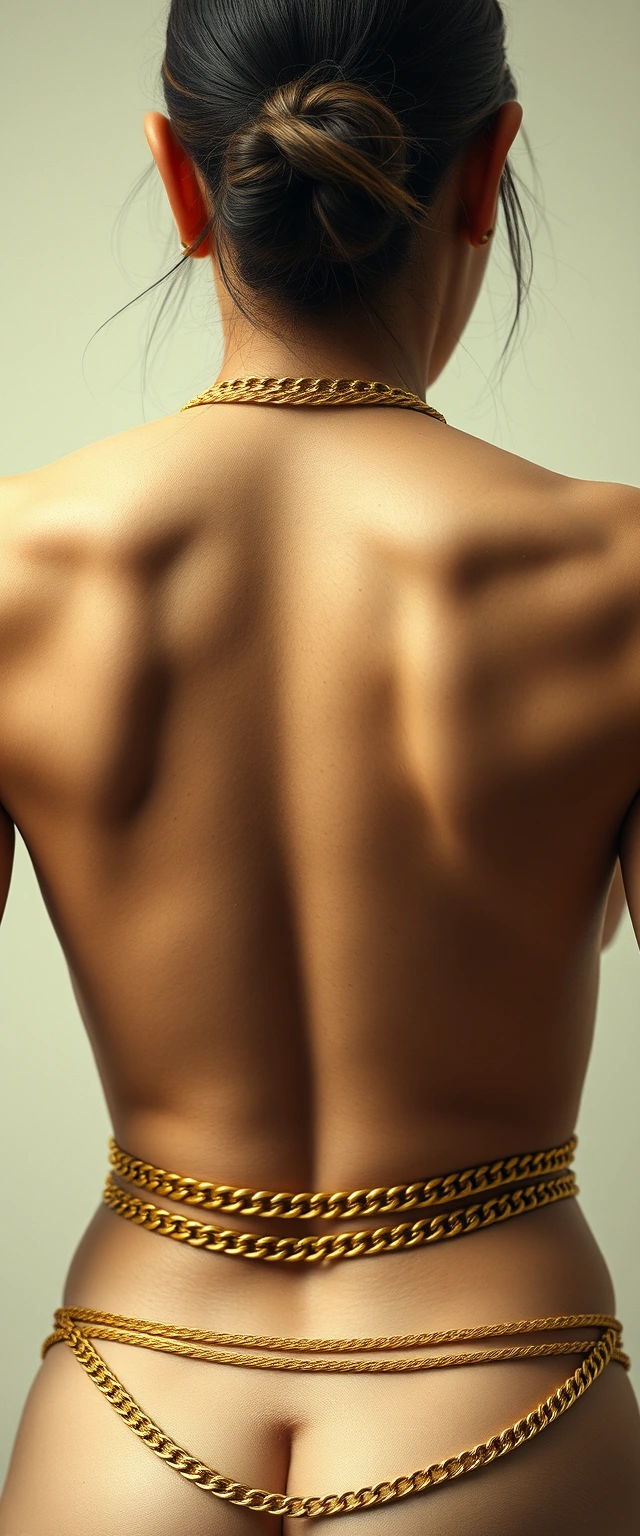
[1,96,639,1536]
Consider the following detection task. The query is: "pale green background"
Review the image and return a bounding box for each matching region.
[1,0,639,1483]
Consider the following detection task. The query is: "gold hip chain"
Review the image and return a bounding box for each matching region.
[179,374,447,420]
[104,1136,578,1263]
[44,1307,628,1520]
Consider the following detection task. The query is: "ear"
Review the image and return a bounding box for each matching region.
[144,111,213,259]
[459,101,524,249]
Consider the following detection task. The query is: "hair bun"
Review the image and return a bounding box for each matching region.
[218,73,420,297]
[165,0,526,328]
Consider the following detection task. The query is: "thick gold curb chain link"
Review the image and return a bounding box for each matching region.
[103,1171,578,1262]
[179,375,447,422]
[104,1133,578,1262]
[108,1135,577,1220]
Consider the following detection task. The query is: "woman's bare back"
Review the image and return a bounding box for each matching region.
[1,403,639,1534]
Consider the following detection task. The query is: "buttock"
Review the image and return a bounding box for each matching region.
[0,1344,289,1536]
[3,1329,639,1536]
[284,1352,640,1535]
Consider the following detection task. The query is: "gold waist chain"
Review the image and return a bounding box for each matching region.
[44,1306,628,1520]
[103,1134,578,1262]
[44,1135,629,1518]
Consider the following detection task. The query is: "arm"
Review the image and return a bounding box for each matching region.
[619,797,640,946]
[601,860,627,949]
[0,804,15,925]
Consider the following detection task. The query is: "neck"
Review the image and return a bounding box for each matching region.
[209,255,445,401]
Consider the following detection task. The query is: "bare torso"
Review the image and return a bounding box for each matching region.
[1,402,639,1534]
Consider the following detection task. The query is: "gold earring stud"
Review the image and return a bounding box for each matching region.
[479,227,494,245]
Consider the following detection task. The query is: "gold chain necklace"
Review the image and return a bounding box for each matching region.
[104,1135,578,1264]
[180,375,447,421]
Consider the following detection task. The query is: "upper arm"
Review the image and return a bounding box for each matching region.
[620,795,640,948]
[0,805,15,925]
[0,482,18,920]
[605,480,640,944]
[601,859,628,949]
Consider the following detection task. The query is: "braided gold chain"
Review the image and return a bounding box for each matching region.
[180,375,447,422]
[103,1172,578,1262]
[108,1135,577,1220]
[46,1311,623,1519]
[44,1306,629,1376]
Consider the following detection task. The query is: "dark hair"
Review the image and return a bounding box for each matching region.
[103,0,539,394]
[162,0,534,333]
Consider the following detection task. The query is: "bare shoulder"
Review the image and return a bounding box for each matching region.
[0,409,222,616]
[0,414,209,720]
[0,411,224,801]
[562,472,640,535]
[360,415,640,590]
[371,428,640,807]
[0,401,257,687]
[402,416,640,533]
[0,408,209,537]
[421,429,640,649]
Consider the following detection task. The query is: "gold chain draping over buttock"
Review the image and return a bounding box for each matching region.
[180,375,447,421]
[104,1136,578,1263]
[44,1307,627,1520]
